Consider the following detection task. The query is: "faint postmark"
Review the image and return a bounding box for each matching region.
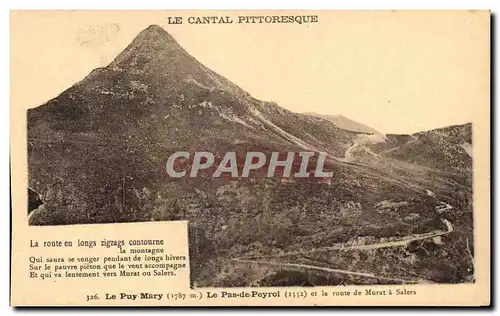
[75,23,121,48]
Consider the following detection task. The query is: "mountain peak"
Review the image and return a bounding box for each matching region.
[145,24,166,32]
[109,25,184,70]
[138,24,175,41]
[100,25,251,99]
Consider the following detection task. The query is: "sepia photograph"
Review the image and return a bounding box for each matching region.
[26,21,475,288]
[10,10,490,306]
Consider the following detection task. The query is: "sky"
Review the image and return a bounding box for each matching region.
[11,11,489,134]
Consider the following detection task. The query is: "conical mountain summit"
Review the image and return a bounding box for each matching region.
[104,24,250,99]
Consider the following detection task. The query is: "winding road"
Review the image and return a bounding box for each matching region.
[230,218,453,284]
[231,131,458,284]
[233,219,453,261]
[233,259,423,284]
[339,133,385,162]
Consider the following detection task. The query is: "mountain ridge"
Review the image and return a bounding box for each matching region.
[302,112,382,135]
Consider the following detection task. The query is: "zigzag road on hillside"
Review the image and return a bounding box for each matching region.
[231,259,424,284]
[232,219,453,260]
